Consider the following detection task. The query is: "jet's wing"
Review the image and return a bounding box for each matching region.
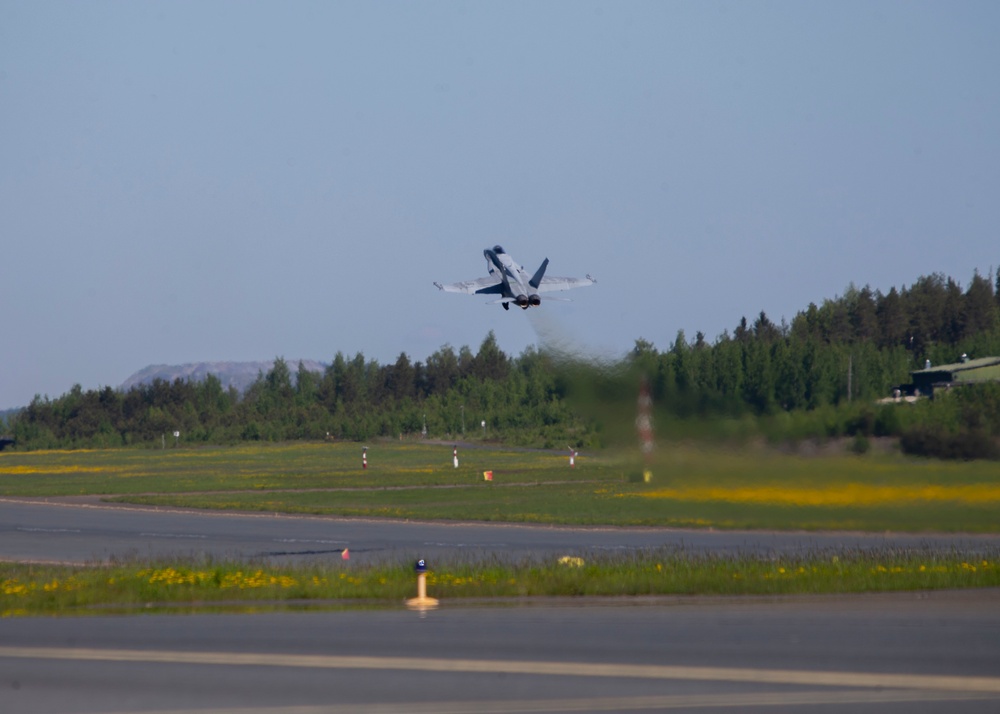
[535,274,596,293]
[434,277,506,295]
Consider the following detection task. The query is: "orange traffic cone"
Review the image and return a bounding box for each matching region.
[341,548,350,560]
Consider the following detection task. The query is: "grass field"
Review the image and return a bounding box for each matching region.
[2,440,999,532]
[4,441,1000,612]
[3,550,998,616]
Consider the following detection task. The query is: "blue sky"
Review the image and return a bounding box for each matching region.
[1,1,998,409]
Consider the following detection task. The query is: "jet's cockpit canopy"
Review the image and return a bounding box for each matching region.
[493,245,506,254]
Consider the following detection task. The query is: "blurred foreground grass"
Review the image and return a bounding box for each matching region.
[3,550,998,616]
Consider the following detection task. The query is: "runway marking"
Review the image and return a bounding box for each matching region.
[2,646,1000,695]
[274,538,347,545]
[139,533,208,539]
[15,527,81,533]
[423,542,510,548]
[125,690,1000,713]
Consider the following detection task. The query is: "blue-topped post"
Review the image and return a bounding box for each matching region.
[406,558,439,610]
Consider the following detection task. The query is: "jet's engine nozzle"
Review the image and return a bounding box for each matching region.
[515,294,530,308]
[528,294,541,306]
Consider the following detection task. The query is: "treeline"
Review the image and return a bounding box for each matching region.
[615,269,1000,458]
[634,269,1000,417]
[8,269,1000,457]
[11,334,585,450]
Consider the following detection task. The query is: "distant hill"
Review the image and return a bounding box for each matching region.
[120,360,327,394]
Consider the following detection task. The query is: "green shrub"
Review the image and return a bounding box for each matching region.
[900,426,1000,460]
[850,434,871,455]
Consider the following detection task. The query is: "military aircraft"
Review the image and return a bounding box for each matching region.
[434,245,596,310]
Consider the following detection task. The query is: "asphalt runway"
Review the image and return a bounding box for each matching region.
[2,591,999,713]
[3,497,1000,566]
[4,498,1000,712]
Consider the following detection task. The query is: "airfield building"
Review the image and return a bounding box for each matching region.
[906,355,1000,398]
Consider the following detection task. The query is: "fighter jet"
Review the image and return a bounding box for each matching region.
[434,245,596,310]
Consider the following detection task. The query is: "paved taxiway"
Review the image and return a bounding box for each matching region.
[2,591,999,713]
[4,498,1000,712]
[3,497,1000,565]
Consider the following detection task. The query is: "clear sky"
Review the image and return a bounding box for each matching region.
[2,1,998,409]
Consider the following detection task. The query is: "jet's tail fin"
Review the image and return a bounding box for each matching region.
[529,258,549,289]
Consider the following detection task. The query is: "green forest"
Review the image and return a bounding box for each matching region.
[6,269,1000,458]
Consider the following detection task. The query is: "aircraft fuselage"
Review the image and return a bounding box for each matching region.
[484,245,543,309]
[434,244,592,310]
